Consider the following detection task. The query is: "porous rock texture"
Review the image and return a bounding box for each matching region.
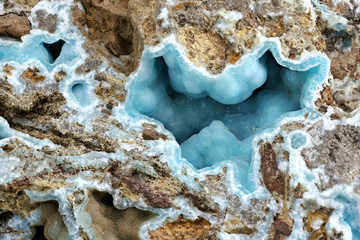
[0,0,359,239]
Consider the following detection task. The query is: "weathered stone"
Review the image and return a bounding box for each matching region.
[35,10,58,33]
[260,142,286,197]
[142,129,168,141]
[149,215,217,240]
[0,14,31,39]
[303,124,360,189]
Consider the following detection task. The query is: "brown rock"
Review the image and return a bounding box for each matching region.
[142,129,168,141]
[304,207,334,239]
[274,217,292,236]
[20,68,46,83]
[259,142,285,197]
[318,87,334,106]
[228,49,241,64]
[0,14,31,40]
[185,192,216,213]
[120,174,173,208]
[80,0,133,56]
[71,5,87,28]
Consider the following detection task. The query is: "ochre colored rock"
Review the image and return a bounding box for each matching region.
[149,215,216,240]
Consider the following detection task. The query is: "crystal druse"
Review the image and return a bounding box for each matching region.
[0,0,360,239]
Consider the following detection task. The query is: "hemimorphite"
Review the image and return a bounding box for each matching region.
[181,120,244,169]
[126,39,329,174]
[0,37,75,70]
[290,133,307,149]
[163,49,267,104]
[71,82,90,107]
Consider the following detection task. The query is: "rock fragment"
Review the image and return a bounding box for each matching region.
[0,13,31,40]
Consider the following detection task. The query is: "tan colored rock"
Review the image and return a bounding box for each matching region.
[32,201,69,240]
[177,27,228,74]
[224,218,256,235]
[20,67,46,83]
[2,64,14,75]
[86,191,154,240]
[78,0,136,73]
[12,0,43,9]
[304,207,334,240]
[149,215,216,240]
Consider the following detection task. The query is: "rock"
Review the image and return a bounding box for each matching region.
[0,13,31,39]
[35,10,58,33]
[142,129,168,140]
[260,142,286,197]
[20,68,46,83]
[149,215,216,240]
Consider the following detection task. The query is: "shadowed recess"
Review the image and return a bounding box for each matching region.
[32,225,47,240]
[71,82,90,107]
[85,190,155,240]
[31,201,69,240]
[0,37,75,70]
[0,122,10,140]
[42,40,65,63]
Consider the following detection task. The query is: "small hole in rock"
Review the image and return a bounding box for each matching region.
[32,225,47,240]
[71,83,90,107]
[32,201,69,240]
[0,211,13,224]
[42,40,65,64]
[89,190,155,240]
[93,191,115,208]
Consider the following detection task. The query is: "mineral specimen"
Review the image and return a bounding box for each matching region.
[0,0,359,239]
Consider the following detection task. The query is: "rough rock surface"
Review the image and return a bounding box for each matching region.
[304,124,360,189]
[0,13,31,39]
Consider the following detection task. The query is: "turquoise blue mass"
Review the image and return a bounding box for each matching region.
[126,38,329,179]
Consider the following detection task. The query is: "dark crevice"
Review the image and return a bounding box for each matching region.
[93,191,115,208]
[0,211,14,224]
[30,201,67,240]
[42,40,65,63]
[32,225,47,240]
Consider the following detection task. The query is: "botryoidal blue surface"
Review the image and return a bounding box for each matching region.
[126,40,329,173]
